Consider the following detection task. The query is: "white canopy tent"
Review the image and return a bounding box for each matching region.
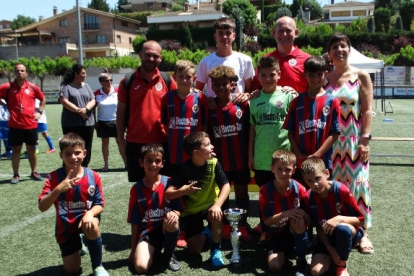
[348,47,385,112]
[348,47,384,73]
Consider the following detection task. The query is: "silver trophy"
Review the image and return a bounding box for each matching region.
[224,208,247,267]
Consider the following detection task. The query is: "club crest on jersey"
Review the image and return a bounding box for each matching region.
[155,82,163,91]
[336,202,341,214]
[236,109,243,119]
[275,100,283,108]
[88,185,95,197]
[192,104,199,113]
[289,58,297,67]
[25,89,31,94]
[323,105,331,116]
[294,198,300,208]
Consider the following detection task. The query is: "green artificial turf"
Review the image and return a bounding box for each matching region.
[0,99,413,275]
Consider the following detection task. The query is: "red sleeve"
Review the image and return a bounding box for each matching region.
[118,78,126,103]
[282,96,297,130]
[93,89,100,97]
[127,185,138,223]
[33,85,45,101]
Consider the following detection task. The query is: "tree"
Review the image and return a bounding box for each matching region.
[273,7,292,22]
[374,7,391,32]
[132,35,146,54]
[303,0,324,20]
[184,26,193,50]
[290,0,323,20]
[399,1,414,31]
[12,15,36,30]
[88,0,110,12]
[117,0,128,12]
[375,0,402,11]
[222,0,257,27]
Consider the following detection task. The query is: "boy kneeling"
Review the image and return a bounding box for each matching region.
[128,144,182,273]
[302,157,365,276]
[38,133,109,276]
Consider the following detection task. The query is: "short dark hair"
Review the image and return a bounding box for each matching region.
[183,131,209,157]
[327,32,351,52]
[59,133,85,152]
[140,143,164,160]
[257,56,280,73]
[304,56,327,73]
[208,65,238,82]
[214,18,235,31]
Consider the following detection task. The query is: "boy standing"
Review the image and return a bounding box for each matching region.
[249,56,294,186]
[161,60,208,171]
[166,131,231,267]
[195,18,254,100]
[283,56,340,171]
[208,65,251,241]
[301,157,365,276]
[127,144,182,273]
[259,150,309,276]
[38,133,109,276]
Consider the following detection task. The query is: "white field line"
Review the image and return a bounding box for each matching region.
[0,176,128,240]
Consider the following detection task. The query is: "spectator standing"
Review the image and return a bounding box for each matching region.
[36,99,56,154]
[0,63,46,184]
[324,32,374,254]
[94,73,126,171]
[59,64,95,167]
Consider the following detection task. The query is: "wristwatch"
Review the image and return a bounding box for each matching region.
[362,134,371,140]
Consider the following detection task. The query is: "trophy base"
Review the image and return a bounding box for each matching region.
[230,260,243,268]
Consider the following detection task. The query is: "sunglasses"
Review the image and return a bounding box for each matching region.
[102,79,113,83]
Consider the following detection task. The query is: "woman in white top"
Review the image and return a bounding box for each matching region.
[94,73,126,171]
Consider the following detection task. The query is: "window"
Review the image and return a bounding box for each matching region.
[147,2,154,8]
[162,2,167,8]
[353,10,367,16]
[0,25,3,29]
[84,14,99,30]
[116,35,121,43]
[97,35,107,44]
[331,11,351,17]
[121,21,128,27]
[60,20,67,27]
[59,37,70,43]
[129,37,132,45]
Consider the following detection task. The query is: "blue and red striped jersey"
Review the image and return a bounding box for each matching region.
[303,180,365,232]
[127,175,182,238]
[38,167,105,243]
[259,179,307,235]
[161,90,208,164]
[283,92,340,168]
[209,101,250,172]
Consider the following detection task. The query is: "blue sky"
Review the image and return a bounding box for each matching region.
[0,0,374,22]
[0,0,119,21]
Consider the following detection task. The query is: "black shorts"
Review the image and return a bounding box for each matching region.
[8,127,38,147]
[266,230,295,255]
[182,208,211,239]
[225,169,250,186]
[96,120,118,138]
[139,226,165,251]
[58,230,82,257]
[254,170,275,187]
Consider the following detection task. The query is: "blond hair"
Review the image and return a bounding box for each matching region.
[174,60,195,75]
[301,157,326,175]
[271,150,296,166]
